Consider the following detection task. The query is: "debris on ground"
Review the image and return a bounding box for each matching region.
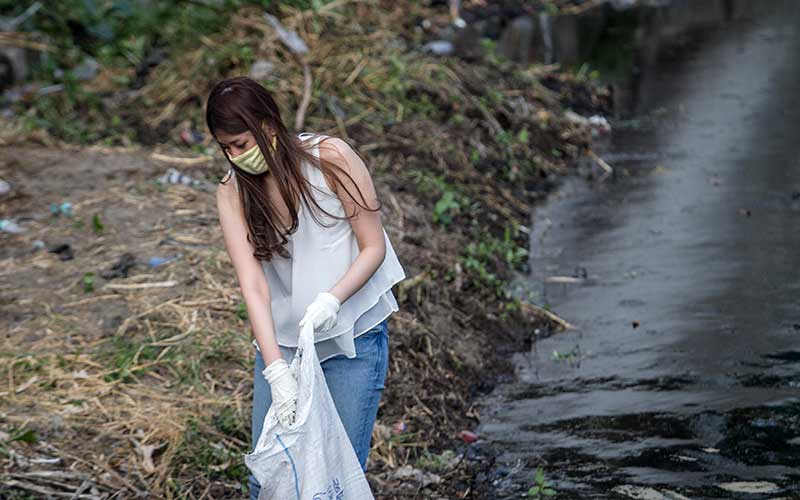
[48,243,73,261]
[100,253,137,280]
[0,1,611,498]
[0,218,25,233]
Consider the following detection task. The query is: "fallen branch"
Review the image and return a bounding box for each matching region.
[104,281,177,290]
[519,300,575,331]
[586,149,613,182]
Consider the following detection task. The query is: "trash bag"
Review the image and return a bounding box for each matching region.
[244,321,375,500]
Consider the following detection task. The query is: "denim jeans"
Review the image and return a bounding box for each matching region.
[248,318,389,500]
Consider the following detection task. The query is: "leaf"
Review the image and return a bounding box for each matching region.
[543,488,556,496]
[92,214,104,234]
[535,468,546,484]
[526,486,540,496]
[11,428,38,444]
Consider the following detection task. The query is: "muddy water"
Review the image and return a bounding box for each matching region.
[479,2,800,498]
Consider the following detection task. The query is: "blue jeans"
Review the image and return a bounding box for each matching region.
[248,318,389,500]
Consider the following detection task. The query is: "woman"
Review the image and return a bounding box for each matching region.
[206,76,406,499]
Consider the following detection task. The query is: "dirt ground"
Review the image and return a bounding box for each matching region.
[0,136,563,498]
[0,2,612,495]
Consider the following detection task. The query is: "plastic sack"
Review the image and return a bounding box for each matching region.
[244,321,375,500]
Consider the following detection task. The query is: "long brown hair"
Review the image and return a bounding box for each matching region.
[205,76,381,261]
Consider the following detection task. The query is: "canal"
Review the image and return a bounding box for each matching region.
[479,1,800,498]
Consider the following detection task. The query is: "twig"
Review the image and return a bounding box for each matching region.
[586,149,613,182]
[104,281,177,290]
[150,152,212,165]
[519,300,575,331]
[295,62,313,131]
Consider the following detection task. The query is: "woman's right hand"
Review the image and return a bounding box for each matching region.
[261,358,298,427]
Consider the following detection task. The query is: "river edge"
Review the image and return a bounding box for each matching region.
[0,6,614,500]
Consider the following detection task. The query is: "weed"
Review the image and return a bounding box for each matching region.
[525,467,557,498]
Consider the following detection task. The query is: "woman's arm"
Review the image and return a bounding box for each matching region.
[320,138,387,305]
[216,181,283,366]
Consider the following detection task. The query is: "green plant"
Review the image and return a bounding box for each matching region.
[92,213,104,234]
[526,468,557,497]
[416,449,457,472]
[83,272,95,292]
[236,302,249,320]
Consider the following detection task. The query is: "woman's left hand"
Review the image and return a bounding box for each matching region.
[298,291,341,332]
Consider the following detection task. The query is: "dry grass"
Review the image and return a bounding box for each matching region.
[0,1,608,498]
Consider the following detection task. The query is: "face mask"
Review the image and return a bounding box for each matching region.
[230,134,277,175]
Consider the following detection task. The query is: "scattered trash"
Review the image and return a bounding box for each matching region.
[709,175,722,186]
[738,208,752,217]
[391,421,407,435]
[456,429,478,443]
[588,114,611,136]
[545,276,583,284]
[421,40,454,56]
[0,218,26,234]
[250,60,276,81]
[100,253,137,280]
[701,447,720,453]
[632,320,640,329]
[610,0,639,10]
[31,240,45,250]
[564,111,611,137]
[180,128,205,147]
[787,436,800,445]
[263,13,309,56]
[0,179,9,195]
[148,254,182,268]
[72,56,100,81]
[717,481,779,494]
[751,418,778,428]
[49,243,74,261]
[156,168,207,189]
[50,201,74,217]
[390,465,441,488]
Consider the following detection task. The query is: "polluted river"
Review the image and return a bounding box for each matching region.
[478,1,800,499]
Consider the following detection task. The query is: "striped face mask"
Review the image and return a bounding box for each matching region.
[230,134,277,175]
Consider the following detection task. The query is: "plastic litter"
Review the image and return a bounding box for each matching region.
[0,179,9,195]
[148,254,182,268]
[50,201,74,217]
[32,240,45,250]
[263,13,309,56]
[49,243,74,261]
[422,40,454,56]
[101,253,137,280]
[156,168,206,189]
[0,219,26,234]
[457,429,478,443]
[245,321,374,500]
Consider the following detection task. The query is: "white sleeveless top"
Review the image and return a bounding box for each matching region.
[228,132,406,362]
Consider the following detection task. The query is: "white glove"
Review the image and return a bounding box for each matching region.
[262,358,298,427]
[298,291,341,332]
